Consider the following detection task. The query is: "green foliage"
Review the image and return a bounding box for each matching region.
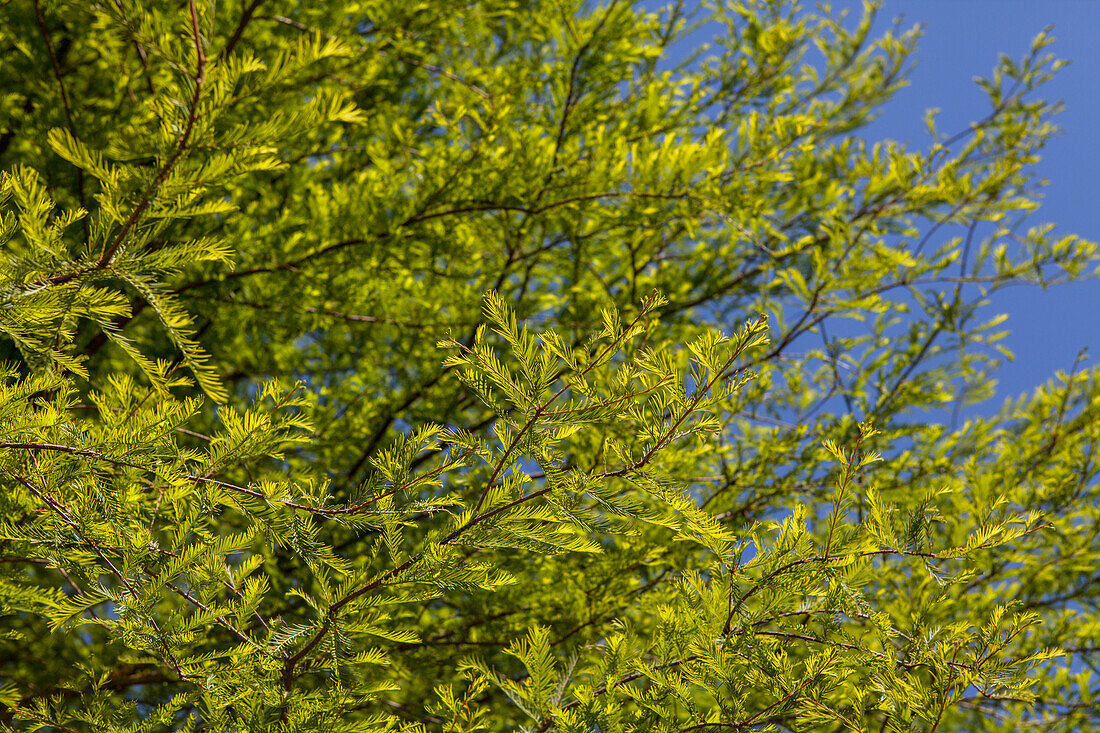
[0,0,1097,730]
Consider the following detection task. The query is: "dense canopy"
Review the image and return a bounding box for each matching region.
[0,1,1097,731]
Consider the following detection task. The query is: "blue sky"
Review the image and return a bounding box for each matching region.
[831,0,1100,404]
[652,0,1100,409]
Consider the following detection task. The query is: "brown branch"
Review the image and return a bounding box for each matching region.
[173,189,691,295]
[0,440,461,519]
[222,0,267,59]
[543,0,622,185]
[112,0,156,95]
[219,297,475,329]
[90,0,206,274]
[679,655,829,733]
[162,580,261,650]
[281,295,672,686]
[33,0,87,239]
[32,1,77,150]
[545,654,701,725]
[9,468,189,685]
[594,315,766,482]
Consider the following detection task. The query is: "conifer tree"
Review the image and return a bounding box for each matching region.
[1,1,1097,731]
